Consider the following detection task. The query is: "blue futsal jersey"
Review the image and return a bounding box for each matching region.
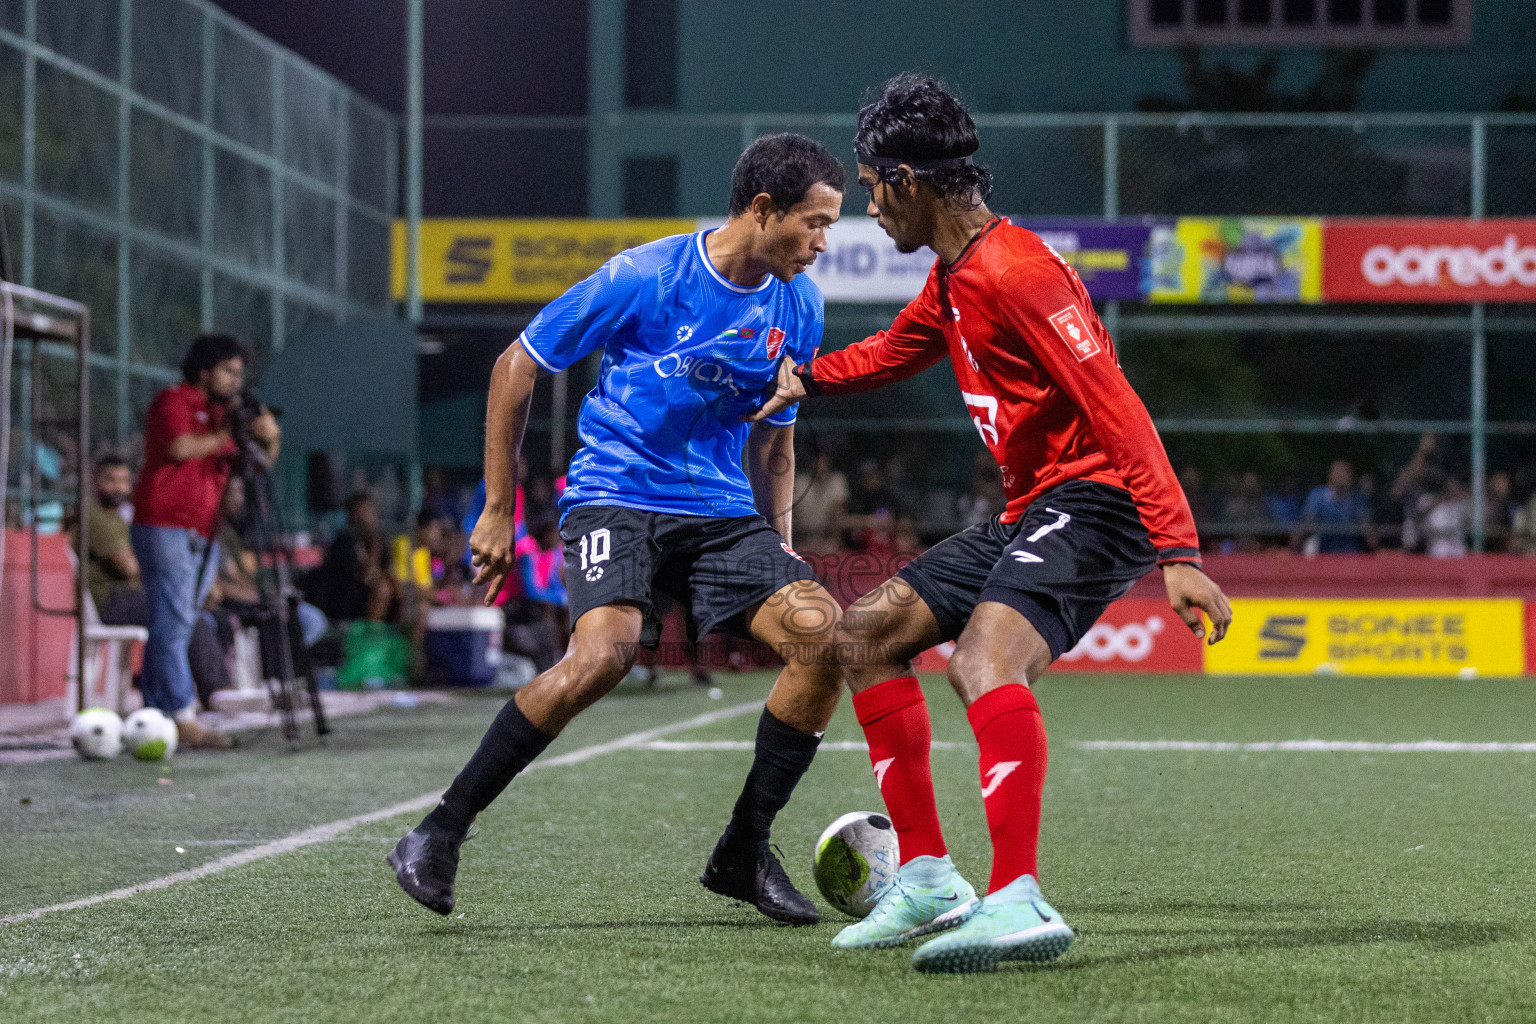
[519,230,824,522]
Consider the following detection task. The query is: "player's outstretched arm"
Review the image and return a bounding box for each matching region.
[1163,562,1232,644]
[472,340,543,605]
[747,358,807,424]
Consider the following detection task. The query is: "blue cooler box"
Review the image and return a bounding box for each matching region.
[423,606,505,687]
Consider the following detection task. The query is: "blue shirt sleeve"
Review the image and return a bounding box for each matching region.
[760,284,825,428]
[518,253,645,373]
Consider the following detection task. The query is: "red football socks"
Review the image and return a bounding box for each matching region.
[851,676,948,864]
[966,684,1049,893]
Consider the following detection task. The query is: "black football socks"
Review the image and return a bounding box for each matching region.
[721,709,823,853]
[420,697,553,840]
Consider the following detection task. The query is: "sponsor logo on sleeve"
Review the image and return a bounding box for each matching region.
[1047,304,1100,361]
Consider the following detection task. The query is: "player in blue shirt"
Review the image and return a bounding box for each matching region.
[390,134,847,925]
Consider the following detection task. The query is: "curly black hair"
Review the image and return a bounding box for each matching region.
[728,132,846,217]
[854,74,993,211]
[179,333,249,384]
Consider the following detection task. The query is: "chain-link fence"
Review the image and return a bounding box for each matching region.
[0,0,398,478]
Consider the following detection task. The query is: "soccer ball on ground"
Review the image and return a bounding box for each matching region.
[69,708,124,760]
[813,811,900,919]
[122,708,179,761]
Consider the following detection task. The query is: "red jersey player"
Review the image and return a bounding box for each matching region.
[752,75,1232,973]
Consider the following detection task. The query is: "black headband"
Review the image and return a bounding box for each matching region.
[857,152,972,171]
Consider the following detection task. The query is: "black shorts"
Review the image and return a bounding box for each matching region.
[560,505,819,643]
[897,480,1159,660]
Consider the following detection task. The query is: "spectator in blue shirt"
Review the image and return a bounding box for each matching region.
[1299,460,1375,554]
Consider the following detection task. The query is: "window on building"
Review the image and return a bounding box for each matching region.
[1128,0,1471,44]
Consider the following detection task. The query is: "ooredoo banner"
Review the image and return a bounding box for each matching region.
[1322,219,1536,302]
[1050,598,1205,673]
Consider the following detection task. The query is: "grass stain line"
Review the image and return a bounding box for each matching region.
[0,699,766,927]
[1077,740,1536,752]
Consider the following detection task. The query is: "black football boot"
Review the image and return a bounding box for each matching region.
[387,828,466,916]
[700,836,820,926]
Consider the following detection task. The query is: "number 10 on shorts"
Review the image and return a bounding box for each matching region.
[579,528,612,572]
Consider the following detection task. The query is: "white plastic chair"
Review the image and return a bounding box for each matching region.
[66,589,148,715]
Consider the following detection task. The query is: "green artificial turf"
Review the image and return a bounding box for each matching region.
[3,672,1535,1023]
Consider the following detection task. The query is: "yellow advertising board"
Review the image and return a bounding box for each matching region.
[1206,598,1527,677]
[390,219,697,303]
[1147,218,1322,303]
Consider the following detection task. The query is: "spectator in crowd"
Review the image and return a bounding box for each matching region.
[792,452,848,552]
[208,476,328,642]
[85,454,143,624]
[1217,470,1272,553]
[510,518,568,672]
[1513,477,1536,555]
[130,335,278,750]
[419,467,461,525]
[956,450,1004,529]
[1484,471,1513,552]
[311,491,396,622]
[1178,466,1210,531]
[1392,432,1445,552]
[1423,476,1472,558]
[82,454,231,707]
[1263,474,1304,528]
[846,458,896,533]
[1298,460,1375,554]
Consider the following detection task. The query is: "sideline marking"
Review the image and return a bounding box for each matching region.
[1077,740,1536,753]
[0,700,765,926]
[638,740,965,752]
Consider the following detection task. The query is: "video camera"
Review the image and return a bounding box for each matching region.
[226,388,281,473]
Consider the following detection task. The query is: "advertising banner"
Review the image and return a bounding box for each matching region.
[790,219,937,303]
[390,219,696,303]
[1205,598,1526,677]
[1148,218,1323,303]
[1322,219,1536,303]
[1012,219,1151,301]
[909,598,1204,674]
[1527,602,1536,676]
[1050,598,1205,673]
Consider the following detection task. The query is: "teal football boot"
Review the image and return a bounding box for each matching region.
[831,855,979,949]
[910,873,1073,973]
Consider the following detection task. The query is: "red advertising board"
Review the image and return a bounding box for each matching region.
[910,598,1204,675]
[1527,602,1536,676]
[1323,219,1536,303]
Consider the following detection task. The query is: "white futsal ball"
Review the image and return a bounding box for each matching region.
[813,811,901,919]
[69,708,123,760]
[122,708,178,762]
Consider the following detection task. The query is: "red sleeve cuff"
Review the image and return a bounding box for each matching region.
[1156,547,1202,566]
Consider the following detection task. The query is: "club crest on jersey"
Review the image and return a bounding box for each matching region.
[781,542,805,562]
[1048,304,1100,362]
[765,327,786,359]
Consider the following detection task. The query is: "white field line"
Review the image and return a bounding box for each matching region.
[0,699,766,927]
[1077,739,1536,753]
[638,740,965,752]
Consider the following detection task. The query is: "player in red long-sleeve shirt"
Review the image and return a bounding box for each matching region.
[752,75,1232,973]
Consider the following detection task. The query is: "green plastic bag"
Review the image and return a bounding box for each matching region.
[336,621,410,690]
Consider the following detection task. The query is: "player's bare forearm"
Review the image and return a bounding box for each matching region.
[747,358,807,423]
[747,421,795,548]
[1162,562,1232,645]
[473,340,542,603]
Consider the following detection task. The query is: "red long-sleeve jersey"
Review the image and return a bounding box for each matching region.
[805,218,1200,564]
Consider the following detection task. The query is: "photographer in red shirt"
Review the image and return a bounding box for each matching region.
[130,335,279,749]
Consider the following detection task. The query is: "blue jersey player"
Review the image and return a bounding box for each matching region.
[390,135,846,926]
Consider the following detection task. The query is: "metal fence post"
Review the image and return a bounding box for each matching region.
[1469,116,1486,552]
[116,0,133,442]
[1102,116,1120,340]
[406,0,423,325]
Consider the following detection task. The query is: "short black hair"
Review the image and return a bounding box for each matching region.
[855,74,993,211]
[728,133,846,217]
[345,490,376,514]
[180,333,249,384]
[94,453,129,474]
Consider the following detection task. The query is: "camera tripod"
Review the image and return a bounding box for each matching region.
[230,427,330,742]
